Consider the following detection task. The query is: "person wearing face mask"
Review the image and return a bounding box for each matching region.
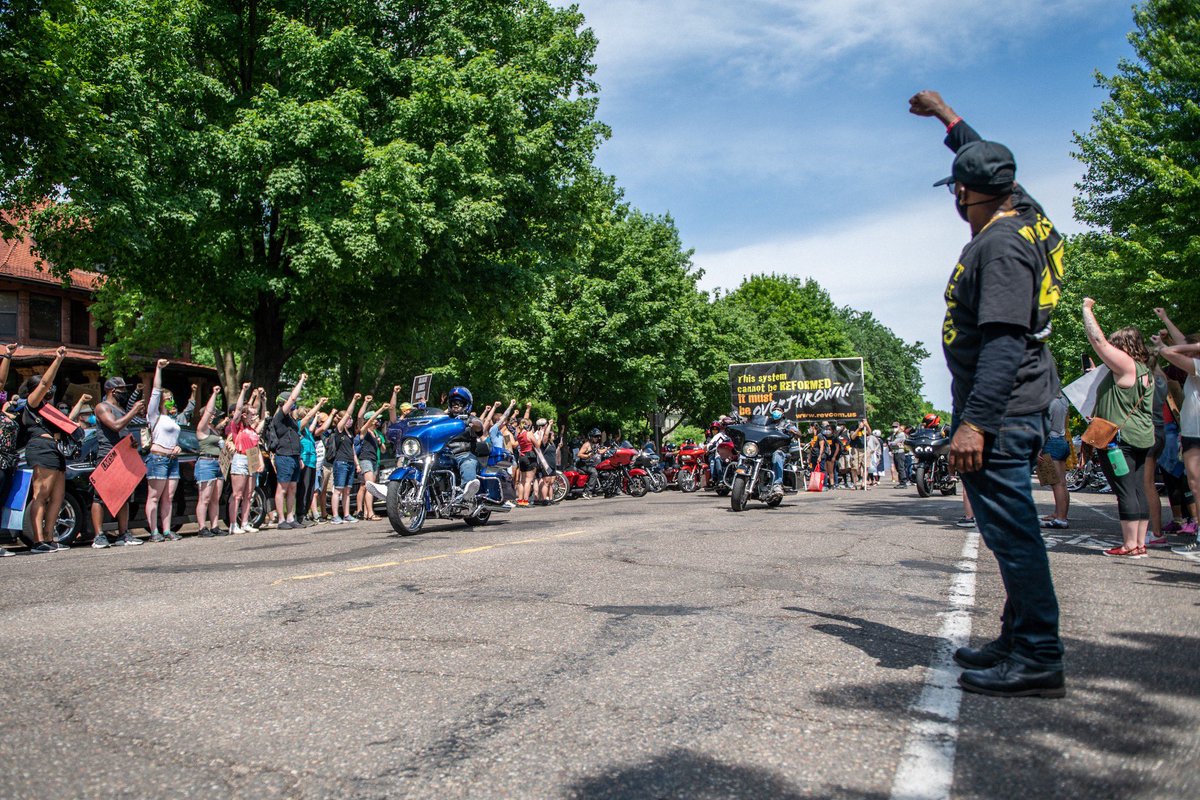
[888,422,908,487]
[911,90,1066,698]
[89,376,147,548]
[767,407,801,495]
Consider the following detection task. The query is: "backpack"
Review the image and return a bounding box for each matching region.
[353,434,363,456]
[262,417,280,453]
[323,432,336,464]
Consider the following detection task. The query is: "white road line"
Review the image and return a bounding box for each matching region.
[889,530,980,800]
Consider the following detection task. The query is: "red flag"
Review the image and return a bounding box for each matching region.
[89,436,146,516]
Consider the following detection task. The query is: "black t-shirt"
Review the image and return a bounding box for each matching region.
[20,401,52,442]
[942,208,1062,417]
[332,430,356,462]
[943,120,1063,419]
[850,429,866,449]
[271,410,301,456]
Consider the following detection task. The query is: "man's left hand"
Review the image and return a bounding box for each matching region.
[949,425,985,473]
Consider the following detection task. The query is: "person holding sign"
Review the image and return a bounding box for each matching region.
[17,346,70,554]
[89,376,147,548]
[911,89,1065,698]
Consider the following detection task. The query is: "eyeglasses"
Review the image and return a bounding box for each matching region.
[945,181,957,195]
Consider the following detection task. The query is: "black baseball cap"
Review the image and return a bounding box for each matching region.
[934,140,1016,194]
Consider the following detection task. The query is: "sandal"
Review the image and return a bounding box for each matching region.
[1103,545,1145,558]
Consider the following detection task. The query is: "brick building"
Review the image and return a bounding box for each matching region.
[0,223,218,408]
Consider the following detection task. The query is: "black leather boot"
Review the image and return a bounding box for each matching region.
[958,659,1066,698]
[953,641,1010,670]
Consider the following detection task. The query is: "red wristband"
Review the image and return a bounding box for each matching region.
[946,117,962,132]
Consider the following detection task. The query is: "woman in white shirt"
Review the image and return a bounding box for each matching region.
[144,359,183,542]
[1156,308,1200,553]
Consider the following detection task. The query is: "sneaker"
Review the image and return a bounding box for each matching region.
[164,530,181,542]
[1179,520,1199,535]
[277,521,295,531]
[51,540,70,551]
[229,524,244,535]
[1040,518,1070,530]
[243,525,259,533]
[1171,539,1200,555]
[1103,545,1145,558]
[956,517,976,528]
[92,534,112,549]
[213,526,231,536]
[329,516,344,525]
[1146,535,1170,549]
[116,532,142,546]
[0,547,13,557]
[198,527,214,538]
[366,482,389,502]
[1162,519,1182,534]
[30,542,57,554]
[516,500,529,507]
[149,531,165,543]
[461,479,480,503]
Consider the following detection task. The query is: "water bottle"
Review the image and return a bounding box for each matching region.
[1106,443,1129,477]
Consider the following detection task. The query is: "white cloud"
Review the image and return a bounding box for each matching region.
[571,0,1112,86]
[692,168,1084,410]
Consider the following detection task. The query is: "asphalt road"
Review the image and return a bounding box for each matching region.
[0,485,1196,799]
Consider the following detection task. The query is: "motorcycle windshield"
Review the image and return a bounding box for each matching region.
[728,423,792,453]
[401,415,468,456]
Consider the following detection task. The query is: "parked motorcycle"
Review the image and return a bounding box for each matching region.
[904,428,957,498]
[561,447,650,499]
[387,415,512,535]
[725,417,792,511]
[635,450,667,493]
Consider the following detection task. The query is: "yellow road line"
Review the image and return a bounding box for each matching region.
[271,530,587,586]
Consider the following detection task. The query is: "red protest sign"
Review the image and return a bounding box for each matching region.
[38,403,80,437]
[89,436,146,516]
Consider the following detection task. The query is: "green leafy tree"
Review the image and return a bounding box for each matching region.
[1071,0,1200,334]
[838,308,929,426]
[5,0,605,396]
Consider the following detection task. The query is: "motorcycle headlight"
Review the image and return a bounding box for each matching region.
[401,438,422,458]
[742,442,759,457]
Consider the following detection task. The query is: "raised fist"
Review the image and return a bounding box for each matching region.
[157,358,170,369]
[56,346,68,358]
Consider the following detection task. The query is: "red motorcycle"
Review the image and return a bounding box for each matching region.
[562,447,650,498]
[673,443,708,493]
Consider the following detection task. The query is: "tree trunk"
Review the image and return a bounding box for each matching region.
[250,293,288,403]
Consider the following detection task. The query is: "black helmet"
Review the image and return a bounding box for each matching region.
[588,427,601,441]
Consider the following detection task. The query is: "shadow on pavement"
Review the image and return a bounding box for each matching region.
[782,607,943,670]
[808,629,1200,800]
[562,747,888,800]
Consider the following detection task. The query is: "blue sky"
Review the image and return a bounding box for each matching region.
[558,0,1138,412]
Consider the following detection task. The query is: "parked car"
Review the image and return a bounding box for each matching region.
[10,425,276,546]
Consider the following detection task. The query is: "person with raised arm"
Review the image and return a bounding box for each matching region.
[89,375,147,548]
[19,346,70,553]
[911,89,1066,698]
[193,386,229,537]
[300,399,331,524]
[227,382,262,533]
[143,359,186,541]
[329,393,361,524]
[356,403,388,521]
[1155,307,1200,555]
[0,343,20,557]
[270,374,308,530]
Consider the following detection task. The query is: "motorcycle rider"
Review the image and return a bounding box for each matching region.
[706,419,732,489]
[576,428,603,498]
[443,386,483,502]
[767,407,802,494]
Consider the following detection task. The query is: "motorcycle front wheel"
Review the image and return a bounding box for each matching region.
[914,465,932,498]
[628,476,648,498]
[550,473,569,503]
[387,480,426,536]
[647,472,666,493]
[1064,468,1085,492]
[730,475,749,512]
[678,470,698,493]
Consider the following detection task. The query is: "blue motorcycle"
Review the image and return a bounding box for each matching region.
[386,414,512,535]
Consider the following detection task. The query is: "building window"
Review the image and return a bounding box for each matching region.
[29,294,62,342]
[70,299,90,346]
[0,292,16,340]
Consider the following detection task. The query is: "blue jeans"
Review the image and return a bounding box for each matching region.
[453,451,478,486]
[771,449,785,485]
[955,411,1063,671]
